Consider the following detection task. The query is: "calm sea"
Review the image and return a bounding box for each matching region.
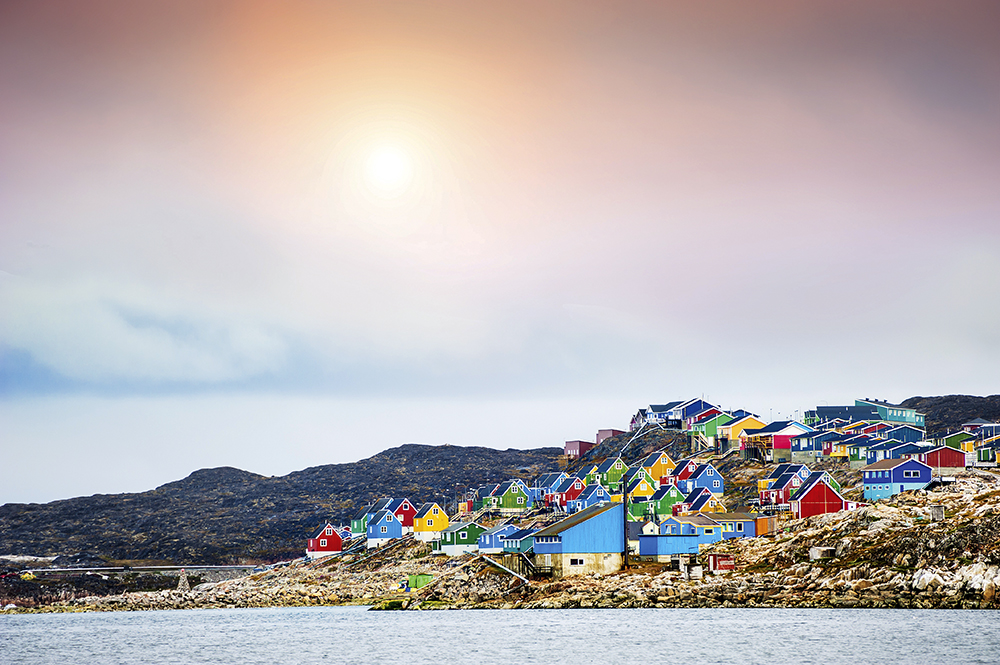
[2,606,999,664]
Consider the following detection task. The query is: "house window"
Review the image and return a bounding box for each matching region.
[517,497,525,504]
[432,508,439,515]
[570,558,584,566]
[381,526,387,533]
[713,480,721,488]
[325,527,333,535]
[705,528,714,534]
[387,514,393,521]
[320,539,327,547]
[427,519,433,526]
[903,470,920,479]
[736,523,744,532]
[459,532,467,540]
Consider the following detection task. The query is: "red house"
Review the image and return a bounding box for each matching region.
[565,440,596,459]
[906,446,966,476]
[388,498,418,531]
[790,473,845,519]
[553,476,586,509]
[306,522,343,559]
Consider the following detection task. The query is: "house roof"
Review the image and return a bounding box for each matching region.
[596,457,623,474]
[651,485,681,501]
[770,472,802,490]
[532,502,620,538]
[442,521,483,533]
[648,401,684,413]
[414,502,441,519]
[862,458,919,471]
[503,528,536,542]
[555,477,583,493]
[352,504,374,520]
[369,509,394,524]
[640,451,670,468]
[481,524,518,537]
[794,472,841,499]
[690,463,719,479]
[668,513,719,527]
[536,472,565,488]
[369,498,392,513]
[712,512,756,522]
[577,484,607,500]
[309,523,335,539]
[743,421,792,435]
[688,492,718,511]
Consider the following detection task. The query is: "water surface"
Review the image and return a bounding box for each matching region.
[3,606,998,664]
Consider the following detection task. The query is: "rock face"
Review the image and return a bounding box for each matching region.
[0,444,561,564]
[7,472,1000,615]
[899,394,1000,436]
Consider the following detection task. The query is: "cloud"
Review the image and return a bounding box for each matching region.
[0,273,287,384]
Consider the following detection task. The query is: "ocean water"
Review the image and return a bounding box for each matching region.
[2,606,999,664]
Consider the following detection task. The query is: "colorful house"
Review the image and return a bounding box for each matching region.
[350,504,373,538]
[366,509,403,549]
[306,522,343,559]
[595,456,629,492]
[639,450,676,483]
[553,476,587,511]
[718,415,767,449]
[712,513,758,539]
[759,469,808,506]
[478,524,519,554]
[740,421,815,463]
[413,502,449,542]
[645,485,686,519]
[564,440,596,459]
[757,463,810,494]
[626,520,659,554]
[937,431,975,453]
[385,498,418,533]
[905,445,967,475]
[434,521,487,556]
[862,458,932,500]
[789,472,846,519]
[501,528,537,554]
[624,474,657,501]
[854,399,926,427]
[490,479,533,514]
[676,463,725,496]
[532,502,624,578]
[673,487,725,515]
[568,483,611,513]
[639,514,722,560]
[882,424,925,444]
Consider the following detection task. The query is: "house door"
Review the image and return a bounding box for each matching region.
[900,485,904,492]
[544,554,551,567]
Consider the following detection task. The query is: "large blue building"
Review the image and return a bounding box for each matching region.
[533,502,623,578]
[862,458,932,500]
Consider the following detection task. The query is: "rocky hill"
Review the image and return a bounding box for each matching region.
[0,444,561,565]
[10,470,999,614]
[900,394,1000,436]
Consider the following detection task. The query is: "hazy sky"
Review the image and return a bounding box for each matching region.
[2,1,999,504]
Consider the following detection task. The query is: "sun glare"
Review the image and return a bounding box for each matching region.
[364,146,413,197]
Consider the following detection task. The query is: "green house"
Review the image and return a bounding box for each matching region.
[691,412,734,439]
[596,456,628,492]
[646,485,685,518]
[433,521,488,556]
[490,480,532,513]
[939,431,973,450]
[350,504,373,537]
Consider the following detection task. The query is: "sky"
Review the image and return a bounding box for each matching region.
[2,1,999,505]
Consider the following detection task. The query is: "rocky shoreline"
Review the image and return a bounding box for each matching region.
[5,473,999,614]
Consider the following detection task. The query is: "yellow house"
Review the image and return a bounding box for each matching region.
[638,451,676,483]
[624,474,657,500]
[413,502,449,542]
[718,415,766,444]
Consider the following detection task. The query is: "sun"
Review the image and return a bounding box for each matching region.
[364,145,413,198]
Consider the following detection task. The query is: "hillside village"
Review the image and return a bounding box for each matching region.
[302,397,1000,580]
[6,395,1000,614]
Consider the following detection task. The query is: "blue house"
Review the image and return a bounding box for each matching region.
[677,463,724,496]
[638,514,722,560]
[568,484,611,513]
[883,425,925,444]
[501,528,537,554]
[366,509,403,549]
[862,458,932,501]
[712,513,757,539]
[478,524,519,554]
[532,502,624,578]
